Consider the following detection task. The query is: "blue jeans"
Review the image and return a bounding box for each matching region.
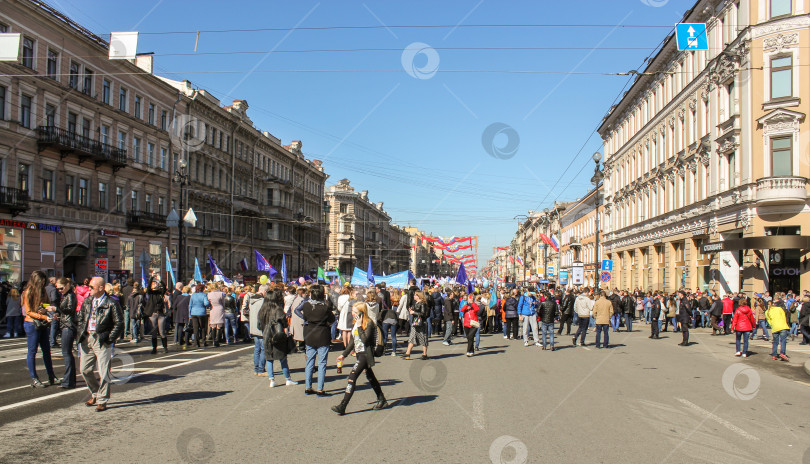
[751,319,770,339]
[253,337,266,373]
[595,324,609,348]
[49,313,59,345]
[443,321,454,343]
[589,316,595,328]
[610,314,620,331]
[305,345,329,391]
[266,358,290,380]
[541,322,555,347]
[4,315,23,337]
[426,316,432,337]
[382,322,397,353]
[223,313,239,343]
[644,306,651,323]
[624,315,633,332]
[61,327,76,387]
[242,322,252,342]
[790,322,799,336]
[331,319,338,341]
[130,318,141,341]
[123,309,130,336]
[700,311,709,328]
[24,321,55,380]
[771,330,788,356]
[735,331,750,354]
[475,326,480,349]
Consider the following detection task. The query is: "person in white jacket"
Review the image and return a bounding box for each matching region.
[572,290,595,346]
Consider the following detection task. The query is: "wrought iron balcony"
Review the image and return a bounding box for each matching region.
[755,176,808,206]
[126,211,167,232]
[0,186,29,216]
[37,126,127,169]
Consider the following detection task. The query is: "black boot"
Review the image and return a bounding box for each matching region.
[161,337,169,353]
[150,338,158,354]
[331,399,349,416]
[213,328,220,347]
[372,395,388,410]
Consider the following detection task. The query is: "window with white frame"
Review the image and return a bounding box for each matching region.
[771,136,792,177]
[770,55,792,99]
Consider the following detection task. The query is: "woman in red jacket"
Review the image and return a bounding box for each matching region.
[731,300,756,357]
[461,294,480,357]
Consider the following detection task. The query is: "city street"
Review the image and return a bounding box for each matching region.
[0,327,807,463]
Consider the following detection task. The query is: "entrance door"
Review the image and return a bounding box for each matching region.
[769,249,800,294]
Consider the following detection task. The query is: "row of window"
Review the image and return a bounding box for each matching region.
[17,162,165,212]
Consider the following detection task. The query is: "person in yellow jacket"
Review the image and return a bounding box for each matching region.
[766,301,790,362]
[592,291,614,349]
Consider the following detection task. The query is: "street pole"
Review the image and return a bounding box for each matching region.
[591,151,603,291]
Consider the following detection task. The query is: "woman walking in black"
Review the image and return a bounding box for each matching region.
[55,278,77,388]
[332,302,387,415]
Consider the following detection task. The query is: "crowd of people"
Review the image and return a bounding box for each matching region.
[4,270,809,414]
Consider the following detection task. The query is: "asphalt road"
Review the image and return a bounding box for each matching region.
[0,325,808,464]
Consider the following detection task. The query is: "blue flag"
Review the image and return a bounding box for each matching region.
[165,248,176,285]
[207,254,232,285]
[490,285,497,308]
[193,257,203,282]
[456,263,469,287]
[254,249,270,271]
[141,266,147,288]
[281,253,287,283]
[367,256,375,285]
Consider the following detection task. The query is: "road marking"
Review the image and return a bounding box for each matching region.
[0,346,251,413]
[676,398,759,441]
[582,347,591,351]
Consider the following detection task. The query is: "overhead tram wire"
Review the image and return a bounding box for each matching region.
[528,24,678,214]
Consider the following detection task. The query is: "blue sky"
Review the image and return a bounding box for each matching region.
[54,0,694,266]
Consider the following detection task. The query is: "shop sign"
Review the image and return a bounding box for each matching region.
[0,219,61,232]
[99,229,121,237]
[701,242,724,253]
[771,267,800,276]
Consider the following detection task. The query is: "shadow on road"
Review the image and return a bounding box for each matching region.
[342,394,438,415]
[107,390,233,409]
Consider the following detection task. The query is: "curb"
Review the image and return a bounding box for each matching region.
[804,359,810,378]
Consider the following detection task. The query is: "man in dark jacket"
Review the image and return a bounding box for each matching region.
[538,293,558,350]
[503,289,520,340]
[609,291,622,332]
[709,295,724,335]
[442,291,456,345]
[621,292,636,332]
[77,277,124,412]
[677,292,691,346]
[649,294,661,339]
[557,290,575,335]
[431,289,444,338]
[697,293,710,328]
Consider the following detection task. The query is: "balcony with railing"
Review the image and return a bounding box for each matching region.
[126,211,167,232]
[233,194,261,215]
[755,176,808,206]
[37,126,128,169]
[0,186,29,216]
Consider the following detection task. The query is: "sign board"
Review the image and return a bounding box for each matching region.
[94,259,108,281]
[108,270,131,284]
[675,23,708,50]
[99,229,121,237]
[547,266,555,276]
[559,270,569,285]
[600,271,611,282]
[701,241,724,254]
[572,263,584,285]
[601,259,613,272]
[95,259,108,270]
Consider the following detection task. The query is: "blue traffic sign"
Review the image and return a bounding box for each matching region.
[601,259,613,272]
[675,23,708,51]
[600,272,611,283]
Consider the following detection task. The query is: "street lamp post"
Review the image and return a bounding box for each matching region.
[295,207,303,279]
[171,159,189,283]
[591,151,604,290]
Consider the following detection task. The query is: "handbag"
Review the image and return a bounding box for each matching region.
[412,315,423,327]
[373,324,385,357]
[469,319,480,328]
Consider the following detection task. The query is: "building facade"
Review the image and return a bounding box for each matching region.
[559,187,605,288]
[598,0,810,294]
[326,179,409,277]
[0,0,327,284]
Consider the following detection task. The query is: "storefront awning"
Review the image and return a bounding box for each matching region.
[701,235,810,253]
